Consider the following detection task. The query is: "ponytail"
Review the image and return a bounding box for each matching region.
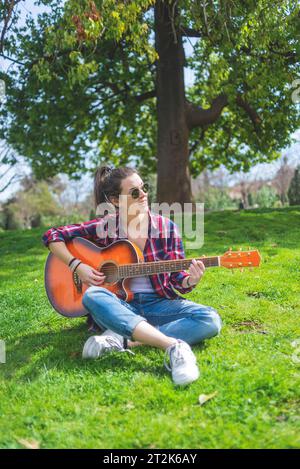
[93,165,137,211]
[93,166,113,207]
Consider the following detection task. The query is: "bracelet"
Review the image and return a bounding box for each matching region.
[70,259,81,272]
[186,276,193,288]
[68,257,78,267]
[73,261,82,274]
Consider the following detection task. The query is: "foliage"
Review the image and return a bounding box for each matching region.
[0,177,63,229]
[288,166,300,206]
[0,143,21,194]
[195,186,237,211]
[252,186,278,208]
[0,206,299,448]
[0,1,299,180]
[186,0,300,174]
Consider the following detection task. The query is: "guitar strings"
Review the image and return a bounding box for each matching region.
[100,260,217,270]
[98,258,219,275]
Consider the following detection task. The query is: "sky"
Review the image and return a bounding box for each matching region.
[0,1,299,202]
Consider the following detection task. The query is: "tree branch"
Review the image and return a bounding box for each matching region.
[0,52,25,65]
[185,93,228,129]
[186,92,262,133]
[240,45,298,64]
[267,46,298,60]
[0,164,14,180]
[180,27,202,38]
[181,30,298,64]
[135,88,156,102]
[0,173,20,193]
[0,0,23,53]
[236,94,262,132]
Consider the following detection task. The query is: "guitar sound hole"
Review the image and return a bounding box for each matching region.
[100,262,119,284]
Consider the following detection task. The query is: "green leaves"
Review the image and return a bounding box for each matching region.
[0,0,299,183]
[186,0,300,174]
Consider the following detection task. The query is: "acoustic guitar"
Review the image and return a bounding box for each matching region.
[44,237,261,317]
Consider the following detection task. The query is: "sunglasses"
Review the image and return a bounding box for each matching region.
[129,183,149,199]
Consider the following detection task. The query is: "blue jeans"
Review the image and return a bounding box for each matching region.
[82,287,222,345]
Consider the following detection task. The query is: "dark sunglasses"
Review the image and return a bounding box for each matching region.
[129,183,149,199]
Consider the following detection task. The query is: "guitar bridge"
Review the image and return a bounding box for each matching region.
[73,271,82,294]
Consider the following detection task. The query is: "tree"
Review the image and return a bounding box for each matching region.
[273,155,294,204]
[196,185,235,211]
[1,174,63,229]
[0,142,22,193]
[288,165,300,206]
[253,184,278,208]
[0,0,22,54]
[0,0,299,204]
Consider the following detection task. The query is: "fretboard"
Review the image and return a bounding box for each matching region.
[118,257,220,279]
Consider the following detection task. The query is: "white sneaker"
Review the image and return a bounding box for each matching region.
[164,341,200,385]
[82,330,134,359]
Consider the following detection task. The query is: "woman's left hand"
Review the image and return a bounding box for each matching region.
[188,259,205,286]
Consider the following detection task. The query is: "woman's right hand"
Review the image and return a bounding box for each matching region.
[74,263,106,287]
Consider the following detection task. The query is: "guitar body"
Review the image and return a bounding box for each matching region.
[44,238,143,317]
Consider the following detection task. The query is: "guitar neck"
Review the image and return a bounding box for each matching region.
[118,256,220,279]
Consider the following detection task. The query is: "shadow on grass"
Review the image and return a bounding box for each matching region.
[3,323,208,383]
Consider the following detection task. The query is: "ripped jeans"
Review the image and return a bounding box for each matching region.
[82,287,222,345]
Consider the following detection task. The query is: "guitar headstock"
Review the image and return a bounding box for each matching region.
[220,248,261,270]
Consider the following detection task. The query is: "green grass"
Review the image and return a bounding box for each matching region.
[0,206,300,449]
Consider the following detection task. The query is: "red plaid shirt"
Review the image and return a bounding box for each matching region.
[42,210,194,299]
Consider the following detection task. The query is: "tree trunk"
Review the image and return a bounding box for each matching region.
[154,0,191,205]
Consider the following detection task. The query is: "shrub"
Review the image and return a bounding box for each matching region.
[253,186,278,208]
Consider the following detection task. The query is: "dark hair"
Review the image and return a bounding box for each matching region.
[94,165,137,208]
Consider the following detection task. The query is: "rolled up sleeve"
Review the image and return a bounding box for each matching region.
[42,219,105,248]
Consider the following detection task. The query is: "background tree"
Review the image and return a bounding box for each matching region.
[0,0,299,204]
[0,0,22,54]
[253,184,278,208]
[272,155,295,204]
[288,165,300,206]
[0,174,63,229]
[0,142,23,193]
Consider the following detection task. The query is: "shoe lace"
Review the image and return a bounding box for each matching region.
[105,336,135,355]
[164,342,194,371]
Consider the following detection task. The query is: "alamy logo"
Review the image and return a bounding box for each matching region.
[0,79,5,103]
[95,201,204,249]
[291,339,300,364]
[0,340,6,364]
[291,79,300,104]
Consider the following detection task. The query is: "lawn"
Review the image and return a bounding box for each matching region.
[0,207,299,449]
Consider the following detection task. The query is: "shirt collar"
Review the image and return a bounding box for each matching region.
[112,208,157,239]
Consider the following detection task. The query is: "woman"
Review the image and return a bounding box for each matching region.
[42,166,222,386]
